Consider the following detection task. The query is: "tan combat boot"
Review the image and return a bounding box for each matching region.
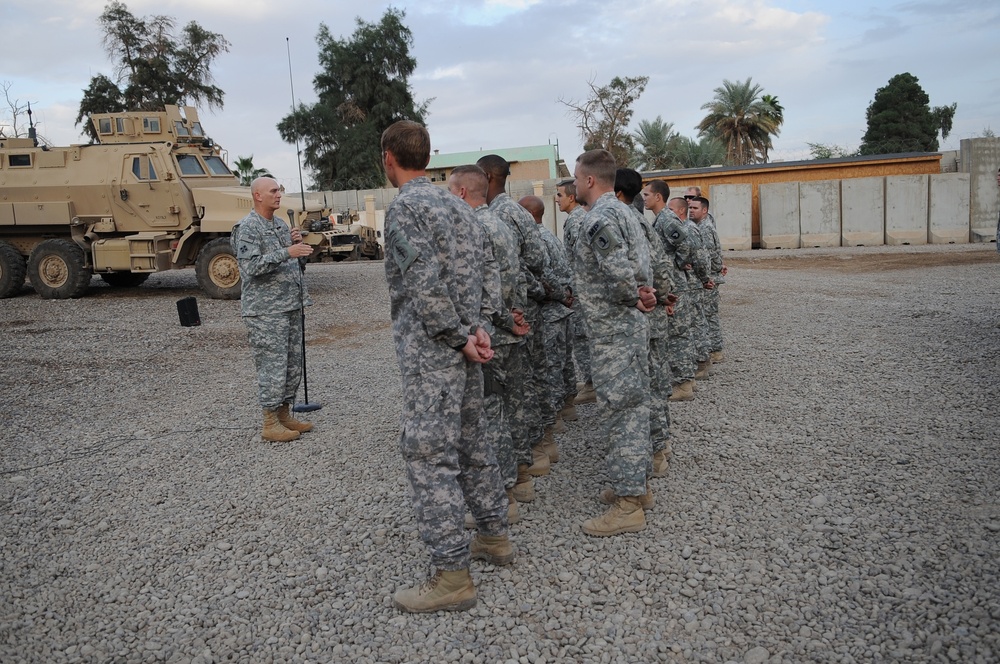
[262,409,300,442]
[651,448,670,478]
[526,444,551,476]
[552,413,567,434]
[512,465,535,503]
[538,426,559,464]
[694,360,711,380]
[559,394,578,422]
[582,495,646,537]
[470,533,515,565]
[710,350,725,363]
[393,569,477,613]
[276,403,313,433]
[599,482,655,510]
[574,381,597,405]
[668,381,695,402]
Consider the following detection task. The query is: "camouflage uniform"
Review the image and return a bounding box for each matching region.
[631,208,673,454]
[475,203,527,490]
[695,218,725,353]
[490,193,551,448]
[653,209,698,385]
[563,205,592,384]
[231,210,311,409]
[683,218,712,363]
[539,226,575,421]
[570,192,651,497]
[383,177,507,572]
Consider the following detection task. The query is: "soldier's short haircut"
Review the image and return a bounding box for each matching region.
[614,168,644,202]
[476,154,511,180]
[576,149,616,186]
[692,195,710,210]
[381,120,431,171]
[668,196,688,213]
[557,179,576,197]
[648,179,670,200]
[450,164,488,198]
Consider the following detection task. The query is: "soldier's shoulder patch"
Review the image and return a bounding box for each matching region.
[587,219,620,257]
[236,239,255,258]
[388,227,419,274]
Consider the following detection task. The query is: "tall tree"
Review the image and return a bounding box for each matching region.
[233,155,272,187]
[279,9,428,190]
[859,73,954,155]
[671,135,727,169]
[631,116,679,170]
[697,77,782,166]
[560,75,649,167]
[76,1,230,142]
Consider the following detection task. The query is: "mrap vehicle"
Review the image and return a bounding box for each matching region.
[0,105,330,299]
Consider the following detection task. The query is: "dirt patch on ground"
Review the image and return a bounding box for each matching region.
[309,321,390,346]
[727,249,999,273]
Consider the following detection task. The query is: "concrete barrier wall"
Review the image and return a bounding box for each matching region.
[713,184,752,250]
[929,173,971,244]
[961,137,1000,242]
[799,180,841,247]
[759,182,800,249]
[841,177,884,246]
[885,175,928,245]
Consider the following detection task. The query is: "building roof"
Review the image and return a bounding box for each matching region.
[643,152,941,179]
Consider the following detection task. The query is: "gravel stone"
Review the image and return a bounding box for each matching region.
[1,245,999,663]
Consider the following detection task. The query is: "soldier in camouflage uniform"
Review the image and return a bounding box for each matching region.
[682,206,715,380]
[477,156,554,482]
[616,169,674,478]
[570,150,655,536]
[689,196,726,362]
[381,122,513,614]
[519,195,575,455]
[448,165,530,523]
[643,184,699,401]
[231,177,315,443]
[557,179,593,407]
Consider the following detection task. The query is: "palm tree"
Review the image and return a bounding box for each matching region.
[671,135,727,169]
[630,116,678,170]
[697,78,782,166]
[233,154,272,186]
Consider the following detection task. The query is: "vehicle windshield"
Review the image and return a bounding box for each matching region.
[203,156,232,176]
[176,154,206,176]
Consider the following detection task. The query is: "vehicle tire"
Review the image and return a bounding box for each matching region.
[27,238,92,299]
[0,241,27,298]
[196,237,241,300]
[100,272,150,288]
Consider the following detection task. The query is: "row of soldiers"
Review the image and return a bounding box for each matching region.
[445,153,727,539]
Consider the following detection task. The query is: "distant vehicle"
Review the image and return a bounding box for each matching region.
[0,105,331,299]
[320,210,384,261]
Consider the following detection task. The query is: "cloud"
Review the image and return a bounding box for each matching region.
[414,66,467,82]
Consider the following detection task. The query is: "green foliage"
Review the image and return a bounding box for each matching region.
[233,155,273,187]
[631,116,678,170]
[859,73,955,155]
[279,9,428,190]
[807,143,858,160]
[561,76,649,167]
[75,1,230,142]
[697,77,782,166]
[670,135,728,169]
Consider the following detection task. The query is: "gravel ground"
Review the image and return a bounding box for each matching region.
[1,243,999,663]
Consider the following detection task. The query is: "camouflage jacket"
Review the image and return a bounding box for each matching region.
[569,192,648,340]
[231,210,310,317]
[383,177,489,375]
[475,203,527,346]
[695,219,725,284]
[683,218,712,290]
[562,205,587,257]
[489,193,551,311]
[539,226,573,324]
[632,207,672,338]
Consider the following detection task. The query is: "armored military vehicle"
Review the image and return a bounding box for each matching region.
[321,210,384,261]
[0,105,330,299]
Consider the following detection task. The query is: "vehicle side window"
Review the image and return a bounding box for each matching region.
[203,156,231,176]
[8,154,31,167]
[131,156,158,181]
[176,154,206,176]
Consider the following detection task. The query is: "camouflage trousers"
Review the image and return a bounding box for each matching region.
[666,293,697,385]
[703,287,723,353]
[690,288,711,362]
[571,303,592,384]
[542,314,575,420]
[243,310,303,409]
[647,335,672,452]
[483,344,518,489]
[591,329,651,496]
[525,311,551,438]
[503,341,534,467]
[399,361,507,571]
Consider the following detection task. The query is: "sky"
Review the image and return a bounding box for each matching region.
[3,0,999,192]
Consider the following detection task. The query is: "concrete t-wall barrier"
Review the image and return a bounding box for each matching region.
[799,180,841,247]
[841,177,884,246]
[961,137,1000,243]
[885,175,928,245]
[713,184,752,250]
[929,173,971,244]
[759,182,800,249]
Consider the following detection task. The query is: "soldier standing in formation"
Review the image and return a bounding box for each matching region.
[557,179,595,405]
[689,196,726,362]
[232,176,316,442]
